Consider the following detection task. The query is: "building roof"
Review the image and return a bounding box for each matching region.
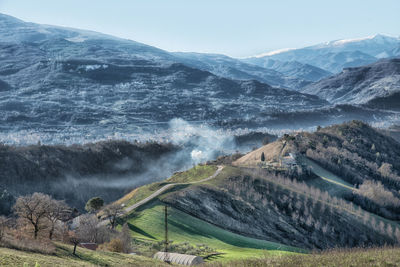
[79,243,98,250]
[153,252,204,266]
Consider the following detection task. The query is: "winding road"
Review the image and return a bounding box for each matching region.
[97,165,224,227]
[122,165,224,214]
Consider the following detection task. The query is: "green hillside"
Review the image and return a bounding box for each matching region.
[122,200,302,261]
[205,246,400,267]
[116,165,217,207]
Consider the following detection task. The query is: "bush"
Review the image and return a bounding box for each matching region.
[99,238,124,253]
[85,197,104,213]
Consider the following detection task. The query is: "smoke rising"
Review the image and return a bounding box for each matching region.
[1,118,271,213]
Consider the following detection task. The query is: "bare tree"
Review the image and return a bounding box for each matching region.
[68,230,81,256]
[103,204,123,229]
[120,222,132,253]
[0,216,7,243]
[76,214,100,243]
[13,193,52,239]
[46,199,71,240]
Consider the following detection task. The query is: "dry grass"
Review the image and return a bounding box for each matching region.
[0,227,56,255]
[0,242,169,267]
[205,246,400,267]
[115,188,139,205]
[232,140,293,167]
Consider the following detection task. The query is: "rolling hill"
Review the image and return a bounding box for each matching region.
[301,58,400,106]
[115,121,400,256]
[0,140,179,214]
[172,52,310,89]
[255,59,332,82]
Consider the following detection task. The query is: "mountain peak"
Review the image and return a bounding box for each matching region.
[250,48,296,58]
[324,34,399,47]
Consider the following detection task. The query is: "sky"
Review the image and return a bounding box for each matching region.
[0,0,399,57]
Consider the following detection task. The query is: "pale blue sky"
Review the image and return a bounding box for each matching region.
[0,0,399,57]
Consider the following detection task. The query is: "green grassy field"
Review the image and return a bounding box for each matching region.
[122,200,303,262]
[205,247,400,267]
[0,243,167,267]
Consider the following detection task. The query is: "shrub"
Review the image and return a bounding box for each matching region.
[99,238,124,253]
[85,197,104,213]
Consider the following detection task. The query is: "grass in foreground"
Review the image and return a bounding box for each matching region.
[0,243,166,267]
[123,201,302,262]
[205,246,400,267]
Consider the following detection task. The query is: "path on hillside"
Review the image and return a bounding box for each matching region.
[301,157,356,192]
[122,165,224,214]
[97,165,224,227]
[299,157,400,228]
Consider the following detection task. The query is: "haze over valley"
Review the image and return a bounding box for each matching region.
[1,5,400,266]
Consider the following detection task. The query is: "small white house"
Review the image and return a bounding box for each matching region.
[281,153,297,168]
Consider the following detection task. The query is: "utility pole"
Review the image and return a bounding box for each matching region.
[164,205,170,264]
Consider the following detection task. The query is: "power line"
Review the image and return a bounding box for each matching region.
[164,205,170,264]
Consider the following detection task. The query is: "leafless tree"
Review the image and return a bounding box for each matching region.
[13,193,52,239]
[103,203,123,229]
[120,222,132,253]
[76,214,100,243]
[46,199,71,240]
[68,230,81,256]
[0,216,7,242]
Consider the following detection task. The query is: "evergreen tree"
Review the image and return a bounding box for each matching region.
[85,197,104,213]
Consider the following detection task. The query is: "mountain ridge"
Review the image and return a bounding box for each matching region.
[245,34,400,73]
[301,58,400,105]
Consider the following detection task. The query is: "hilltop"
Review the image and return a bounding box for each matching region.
[115,121,400,257]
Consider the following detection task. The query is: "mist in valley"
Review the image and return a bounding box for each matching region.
[0,118,275,214]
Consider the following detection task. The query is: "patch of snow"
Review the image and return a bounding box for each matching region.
[328,35,377,46]
[65,35,89,43]
[250,48,296,58]
[83,64,108,71]
[327,34,399,46]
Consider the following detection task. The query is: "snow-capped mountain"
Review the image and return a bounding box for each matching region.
[245,34,400,73]
[301,58,400,105]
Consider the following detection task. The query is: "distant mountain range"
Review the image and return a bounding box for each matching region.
[246,58,332,82]
[0,13,329,143]
[246,34,400,73]
[171,52,311,89]
[0,13,400,143]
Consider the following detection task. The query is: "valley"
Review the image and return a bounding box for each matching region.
[1,7,400,266]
